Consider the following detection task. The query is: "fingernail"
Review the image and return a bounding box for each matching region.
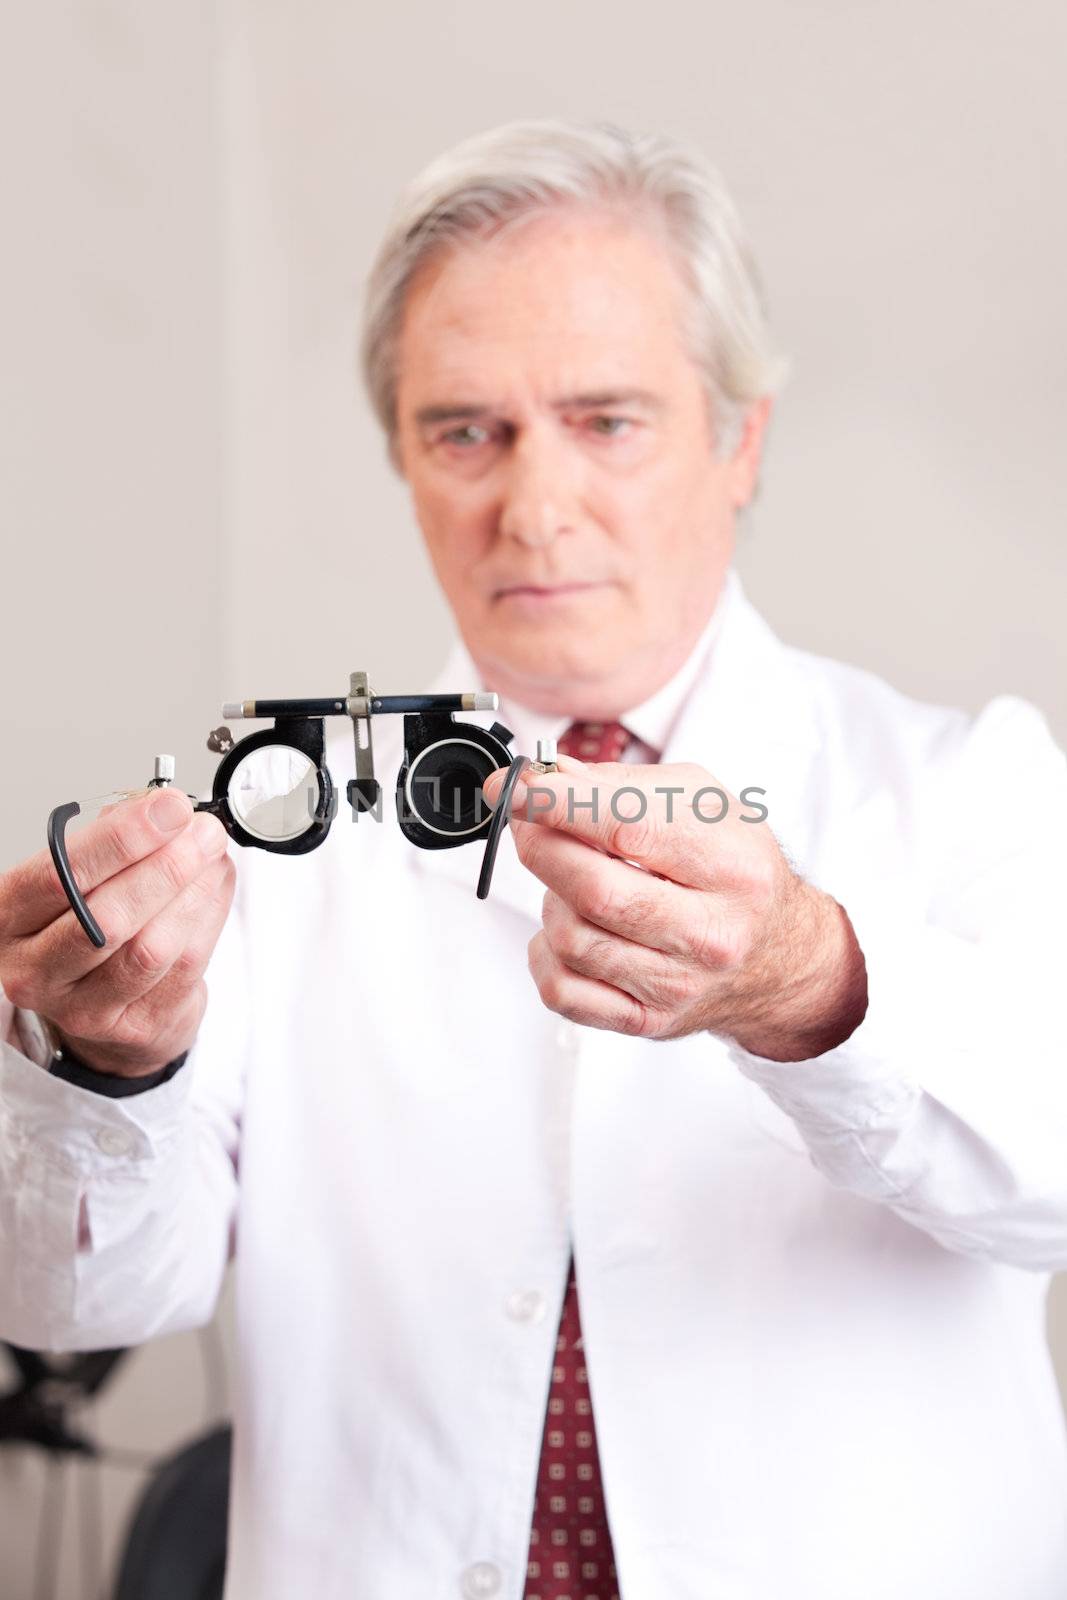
[150,788,192,833]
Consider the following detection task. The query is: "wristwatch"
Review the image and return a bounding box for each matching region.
[15,1010,189,1099]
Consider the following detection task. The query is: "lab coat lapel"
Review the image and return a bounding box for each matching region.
[658,574,823,873]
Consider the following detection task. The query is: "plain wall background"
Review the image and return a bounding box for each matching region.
[2,0,1064,1592]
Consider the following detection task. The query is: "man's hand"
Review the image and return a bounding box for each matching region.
[0,790,234,1077]
[482,756,868,1061]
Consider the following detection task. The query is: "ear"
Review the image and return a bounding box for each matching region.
[727,396,774,510]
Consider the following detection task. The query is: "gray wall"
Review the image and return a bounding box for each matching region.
[2,0,1064,1591]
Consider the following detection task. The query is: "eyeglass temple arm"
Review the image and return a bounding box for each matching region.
[47,803,106,949]
[48,755,223,949]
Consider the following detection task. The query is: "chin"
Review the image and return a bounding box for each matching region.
[481,625,622,693]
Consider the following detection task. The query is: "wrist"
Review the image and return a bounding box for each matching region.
[49,1047,189,1098]
[43,1019,166,1078]
[728,889,869,1062]
[23,1013,191,1089]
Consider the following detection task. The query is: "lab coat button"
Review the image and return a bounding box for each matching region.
[94,1126,133,1157]
[505,1289,546,1324]
[460,1560,501,1597]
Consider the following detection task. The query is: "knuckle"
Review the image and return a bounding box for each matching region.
[575,870,625,929]
[110,1004,160,1053]
[549,915,585,966]
[607,808,657,863]
[700,919,746,970]
[578,929,615,974]
[640,1008,680,1041]
[124,927,177,982]
[103,809,149,871]
[155,840,197,900]
[1,966,35,1011]
[169,942,206,987]
[623,1004,657,1038]
[538,966,569,1013]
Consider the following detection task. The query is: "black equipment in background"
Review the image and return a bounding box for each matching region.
[1,1338,232,1600]
[0,1343,128,1456]
[112,1425,231,1600]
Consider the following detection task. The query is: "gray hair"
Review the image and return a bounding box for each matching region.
[360,119,788,460]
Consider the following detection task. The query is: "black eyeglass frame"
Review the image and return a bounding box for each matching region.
[47,672,532,948]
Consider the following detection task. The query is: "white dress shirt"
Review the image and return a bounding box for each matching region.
[3,569,1067,1600]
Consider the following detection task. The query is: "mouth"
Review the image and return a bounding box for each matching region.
[493,581,609,603]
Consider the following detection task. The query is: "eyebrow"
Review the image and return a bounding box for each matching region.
[413,389,665,427]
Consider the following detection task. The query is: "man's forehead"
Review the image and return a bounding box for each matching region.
[393,216,698,421]
[397,291,691,419]
[399,217,687,342]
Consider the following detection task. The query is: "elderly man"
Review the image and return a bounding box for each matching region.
[1,121,1066,1600]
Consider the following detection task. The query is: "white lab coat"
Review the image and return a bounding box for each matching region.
[3,570,1067,1600]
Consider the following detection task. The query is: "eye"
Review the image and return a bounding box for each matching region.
[585,414,633,438]
[440,423,493,449]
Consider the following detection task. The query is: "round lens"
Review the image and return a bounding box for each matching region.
[227,746,320,842]
[405,739,498,838]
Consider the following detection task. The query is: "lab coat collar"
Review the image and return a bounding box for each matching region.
[407,569,822,922]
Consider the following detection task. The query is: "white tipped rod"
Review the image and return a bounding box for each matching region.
[535,738,557,767]
[154,754,176,783]
[466,692,499,711]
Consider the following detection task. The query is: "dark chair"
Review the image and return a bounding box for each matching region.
[112,1423,232,1600]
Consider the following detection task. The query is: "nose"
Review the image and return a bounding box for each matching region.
[497,426,580,549]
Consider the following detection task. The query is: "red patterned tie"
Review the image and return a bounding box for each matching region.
[523,721,634,1600]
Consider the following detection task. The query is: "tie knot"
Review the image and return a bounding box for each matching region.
[557,721,632,763]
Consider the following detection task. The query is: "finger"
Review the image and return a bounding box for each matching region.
[540,888,697,1011]
[499,759,733,889]
[18,811,229,989]
[2,787,196,938]
[511,816,708,960]
[102,910,224,1060]
[527,928,655,1037]
[63,853,235,1026]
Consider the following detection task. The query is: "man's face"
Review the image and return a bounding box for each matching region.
[392,208,770,717]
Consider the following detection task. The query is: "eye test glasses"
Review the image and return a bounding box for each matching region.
[47,671,538,948]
